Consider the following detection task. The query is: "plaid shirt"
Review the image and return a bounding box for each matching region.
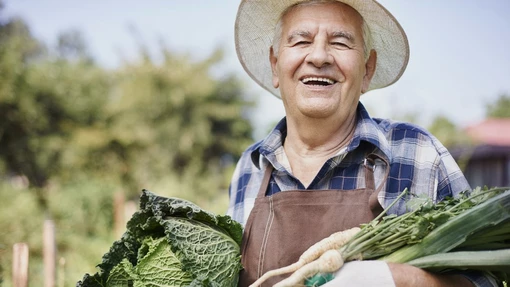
[227,103,470,224]
[227,103,499,287]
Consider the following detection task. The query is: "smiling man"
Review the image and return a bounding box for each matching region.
[269,2,375,188]
[228,1,499,286]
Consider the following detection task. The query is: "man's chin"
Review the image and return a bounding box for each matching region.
[297,104,337,119]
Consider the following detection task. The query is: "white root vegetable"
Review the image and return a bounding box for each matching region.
[249,227,360,287]
[273,249,344,287]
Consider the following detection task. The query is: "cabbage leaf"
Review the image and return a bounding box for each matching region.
[77,190,243,287]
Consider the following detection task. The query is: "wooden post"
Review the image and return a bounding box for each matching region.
[124,200,137,227]
[113,191,125,238]
[12,243,29,287]
[43,219,56,287]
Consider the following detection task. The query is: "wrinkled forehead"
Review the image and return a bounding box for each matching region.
[279,0,364,29]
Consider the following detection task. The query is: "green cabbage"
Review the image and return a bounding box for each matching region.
[77,190,243,287]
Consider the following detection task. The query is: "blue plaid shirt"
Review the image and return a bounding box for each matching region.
[227,103,499,287]
[227,103,470,224]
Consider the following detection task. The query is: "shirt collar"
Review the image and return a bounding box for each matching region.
[250,117,288,169]
[250,103,391,168]
[348,103,391,158]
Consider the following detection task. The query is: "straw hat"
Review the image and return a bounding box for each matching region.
[235,0,410,98]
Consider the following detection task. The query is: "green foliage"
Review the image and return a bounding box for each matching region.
[0,178,118,286]
[0,16,110,189]
[486,93,510,118]
[55,29,93,62]
[99,48,254,198]
[0,12,253,193]
[0,182,45,286]
[0,12,253,287]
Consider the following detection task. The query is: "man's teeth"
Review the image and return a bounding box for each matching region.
[302,77,335,85]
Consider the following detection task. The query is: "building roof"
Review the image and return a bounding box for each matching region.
[465,118,510,146]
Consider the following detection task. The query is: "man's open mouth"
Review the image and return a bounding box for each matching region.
[301,77,336,86]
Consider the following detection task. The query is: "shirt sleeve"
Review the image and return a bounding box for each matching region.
[454,270,503,287]
[431,135,471,200]
[226,154,243,218]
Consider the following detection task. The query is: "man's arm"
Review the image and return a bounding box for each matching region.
[389,262,474,287]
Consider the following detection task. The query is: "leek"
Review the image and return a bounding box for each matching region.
[407,249,510,273]
[339,188,510,261]
[316,187,510,284]
[382,189,510,263]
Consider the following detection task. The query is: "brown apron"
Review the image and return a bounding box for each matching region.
[238,154,388,287]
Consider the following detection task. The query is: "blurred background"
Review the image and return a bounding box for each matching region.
[0,0,509,286]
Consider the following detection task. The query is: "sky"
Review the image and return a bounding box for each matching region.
[3,0,510,139]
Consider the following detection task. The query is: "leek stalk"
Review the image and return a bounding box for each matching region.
[382,190,510,263]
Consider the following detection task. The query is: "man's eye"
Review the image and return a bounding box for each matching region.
[294,41,311,46]
[332,42,349,47]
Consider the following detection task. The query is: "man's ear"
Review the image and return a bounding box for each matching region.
[361,49,377,93]
[269,46,279,89]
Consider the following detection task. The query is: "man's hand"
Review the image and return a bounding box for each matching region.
[321,261,475,287]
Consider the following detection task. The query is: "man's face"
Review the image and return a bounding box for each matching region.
[270,2,376,121]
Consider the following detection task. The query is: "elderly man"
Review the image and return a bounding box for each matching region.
[228,0,499,286]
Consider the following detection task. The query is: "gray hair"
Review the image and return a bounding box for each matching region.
[272,0,373,60]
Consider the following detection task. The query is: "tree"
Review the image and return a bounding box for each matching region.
[486,93,510,118]
[55,29,93,63]
[0,15,254,197]
[427,115,471,148]
[95,47,254,199]
[0,14,254,286]
[0,17,110,192]
[0,17,48,187]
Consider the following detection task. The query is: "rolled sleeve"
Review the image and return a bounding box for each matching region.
[453,270,502,287]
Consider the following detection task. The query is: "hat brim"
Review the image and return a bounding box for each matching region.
[235,0,410,98]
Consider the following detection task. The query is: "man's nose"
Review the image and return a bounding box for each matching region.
[306,42,333,68]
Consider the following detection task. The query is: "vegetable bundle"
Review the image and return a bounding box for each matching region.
[77,190,243,287]
[251,186,510,286]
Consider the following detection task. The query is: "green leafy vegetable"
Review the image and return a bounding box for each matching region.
[77,190,243,287]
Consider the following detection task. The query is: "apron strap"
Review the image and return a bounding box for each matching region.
[364,153,390,216]
[256,165,274,198]
[363,153,389,192]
